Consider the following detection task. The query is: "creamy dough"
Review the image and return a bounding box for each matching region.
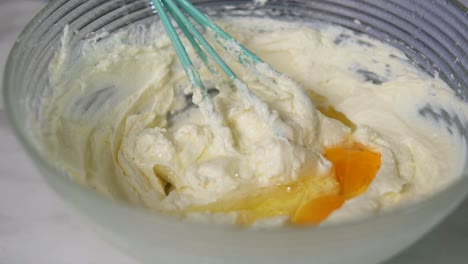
[40,17,468,226]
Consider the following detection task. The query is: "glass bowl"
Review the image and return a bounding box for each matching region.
[3,1,468,263]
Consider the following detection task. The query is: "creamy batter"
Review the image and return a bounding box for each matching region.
[40,17,468,226]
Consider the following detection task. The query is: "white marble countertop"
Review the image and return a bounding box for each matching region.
[1,1,467,263]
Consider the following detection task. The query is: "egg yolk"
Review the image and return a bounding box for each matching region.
[189,173,340,225]
[291,144,381,225]
[325,144,382,199]
[187,143,381,226]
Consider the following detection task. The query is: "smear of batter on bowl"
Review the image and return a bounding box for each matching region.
[40,16,468,227]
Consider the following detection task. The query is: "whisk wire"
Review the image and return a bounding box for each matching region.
[174,0,263,66]
[162,0,238,81]
[152,0,289,138]
[151,0,206,94]
[169,7,218,74]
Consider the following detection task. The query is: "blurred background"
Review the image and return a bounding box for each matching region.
[0,0,467,263]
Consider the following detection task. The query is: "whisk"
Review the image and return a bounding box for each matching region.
[151,0,315,142]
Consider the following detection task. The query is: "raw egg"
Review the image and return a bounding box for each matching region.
[188,143,381,226]
[292,144,381,225]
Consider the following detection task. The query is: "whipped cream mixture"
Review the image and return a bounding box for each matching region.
[40,17,467,226]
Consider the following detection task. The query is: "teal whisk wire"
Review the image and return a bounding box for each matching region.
[152,0,288,138]
[151,0,209,101]
[170,12,215,73]
[161,0,239,81]
[161,0,272,107]
[174,0,263,65]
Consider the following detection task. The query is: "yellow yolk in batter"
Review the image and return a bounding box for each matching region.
[292,144,381,225]
[189,143,381,226]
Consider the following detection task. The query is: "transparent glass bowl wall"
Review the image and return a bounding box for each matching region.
[3,1,468,264]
